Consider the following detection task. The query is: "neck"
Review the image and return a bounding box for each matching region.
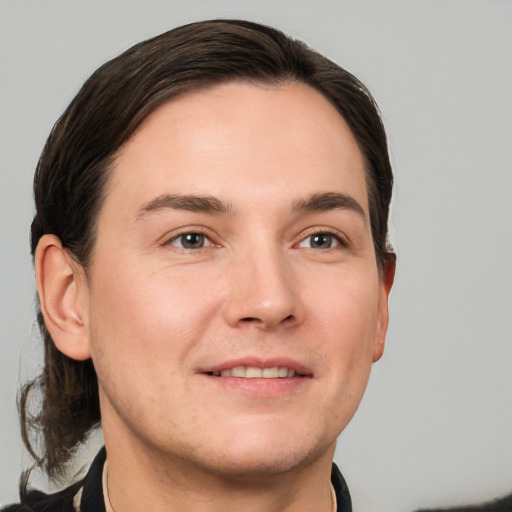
[103,432,336,512]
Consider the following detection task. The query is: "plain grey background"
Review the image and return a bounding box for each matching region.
[1,1,511,510]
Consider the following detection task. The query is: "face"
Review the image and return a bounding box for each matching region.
[82,81,391,477]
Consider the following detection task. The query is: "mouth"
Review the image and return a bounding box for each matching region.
[200,357,312,380]
[199,359,312,397]
[205,366,304,379]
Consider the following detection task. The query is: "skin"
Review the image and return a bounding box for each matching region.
[37,81,394,512]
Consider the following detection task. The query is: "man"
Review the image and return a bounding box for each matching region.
[6,19,395,512]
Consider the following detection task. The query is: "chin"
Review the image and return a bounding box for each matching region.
[202,449,313,480]
[192,428,331,480]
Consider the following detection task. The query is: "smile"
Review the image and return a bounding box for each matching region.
[208,366,299,378]
[200,360,313,397]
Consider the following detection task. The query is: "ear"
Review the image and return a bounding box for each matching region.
[372,253,396,362]
[35,234,91,361]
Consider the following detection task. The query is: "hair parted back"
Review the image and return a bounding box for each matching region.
[22,18,393,483]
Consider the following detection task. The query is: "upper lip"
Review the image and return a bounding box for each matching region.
[198,357,313,376]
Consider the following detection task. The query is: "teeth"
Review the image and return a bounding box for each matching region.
[231,366,246,377]
[211,366,297,378]
[278,367,288,378]
[262,367,278,378]
[246,367,262,378]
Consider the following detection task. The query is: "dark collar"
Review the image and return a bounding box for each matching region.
[79,447,107,512]
[331,462,353,512]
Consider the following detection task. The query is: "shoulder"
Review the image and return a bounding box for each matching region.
[2,482,82,512]
[3,448,106,512]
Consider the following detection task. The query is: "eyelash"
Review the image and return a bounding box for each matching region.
[296,228,347,250]
[165,228,215,250]
[163,228,347,251]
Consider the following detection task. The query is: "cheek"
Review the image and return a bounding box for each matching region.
[308,268,380,385]
[86,262,223,391]
[86,269,212,424]
[312,266,379,340]
[91,262,213,336]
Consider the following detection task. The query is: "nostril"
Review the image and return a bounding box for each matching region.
[239,314,294,325]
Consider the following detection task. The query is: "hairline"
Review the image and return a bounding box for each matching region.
[80,76,383,273]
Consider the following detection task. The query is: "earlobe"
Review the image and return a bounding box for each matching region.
[35,234,91,361]
[373,254,396,362]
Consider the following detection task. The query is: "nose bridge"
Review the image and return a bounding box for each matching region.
[224,236,302,329]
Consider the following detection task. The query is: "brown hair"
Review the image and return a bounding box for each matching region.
[21,18,394,483]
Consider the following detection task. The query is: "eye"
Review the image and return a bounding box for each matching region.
[168,232,211,249]
[297,232,341,249]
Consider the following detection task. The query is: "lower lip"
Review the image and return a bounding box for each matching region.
[201,374,311,397]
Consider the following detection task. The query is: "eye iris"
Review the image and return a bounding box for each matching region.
[311,234,332,248]
[181,233,204,248]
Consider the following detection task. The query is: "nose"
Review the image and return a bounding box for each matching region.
[223,247,304,331]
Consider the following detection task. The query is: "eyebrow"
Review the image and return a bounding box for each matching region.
[292,192,366,221]
[137,191,365,221]
[137,194,233,219]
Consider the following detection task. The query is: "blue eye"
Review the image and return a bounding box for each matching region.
[169,233,209,249]
[298,233,340,249]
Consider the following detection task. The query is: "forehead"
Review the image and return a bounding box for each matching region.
[106,81,368,217]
